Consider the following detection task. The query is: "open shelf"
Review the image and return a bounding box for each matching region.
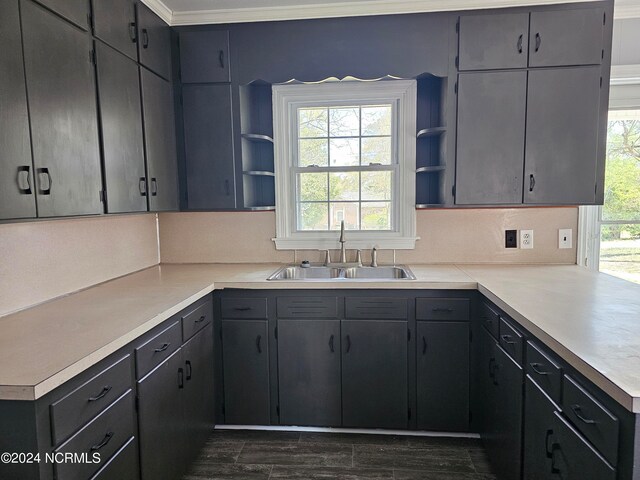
[417,127,446,138]
[242,133,274,143]
[416,165,445,173]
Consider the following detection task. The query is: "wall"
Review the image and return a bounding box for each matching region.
[159,208,578,265]
[0,214,159,317]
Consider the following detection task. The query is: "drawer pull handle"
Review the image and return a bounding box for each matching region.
[128,22,137,43]
[535,32,541,52]
[150,178,158,196]
[545,429,554,458]
[422,336,427,355]
[154,342,170,353]
[256,335,262,354]
[570,404,596,424]
[195,315,206,323]
[185,360,192,380]
[90,431,114,451]
[432,307,453,313]
[517,34,523,53]
[501,334,516,345]
[530,362,550,376]
[142,28,149,49]
[329,334,335,353]
[235,307,252,311]
[219,49,225,68]
[178,367,184,388]
[88,386,112,402]
[346,334,351,353]
[139,177,147,196]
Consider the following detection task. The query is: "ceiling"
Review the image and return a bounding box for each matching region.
[142,0,640,25]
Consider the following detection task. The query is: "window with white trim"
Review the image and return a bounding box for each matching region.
[272,80,417,250]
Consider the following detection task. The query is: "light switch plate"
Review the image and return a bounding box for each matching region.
[559,228,572,249]
[520,230,534,249]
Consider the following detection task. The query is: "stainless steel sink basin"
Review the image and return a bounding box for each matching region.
[267,264,416,281]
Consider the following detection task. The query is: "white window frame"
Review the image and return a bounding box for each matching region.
[272,80,418,250]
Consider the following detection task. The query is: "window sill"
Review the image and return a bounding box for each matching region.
[272,236,419,250]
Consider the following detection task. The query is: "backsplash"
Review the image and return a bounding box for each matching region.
[159,208,578,265]
[0,214,159,317]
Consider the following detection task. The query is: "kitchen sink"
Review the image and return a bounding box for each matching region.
[267,265,416,281]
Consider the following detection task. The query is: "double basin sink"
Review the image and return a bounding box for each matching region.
[267,264,416,281]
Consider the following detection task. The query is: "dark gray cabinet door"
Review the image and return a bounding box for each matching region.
[222,320,270,425]
[182,84,236,209]
[0,0,36,220]
[277,319,341,427]
[183,324,215,465]
[523,376,559,480]
[455,71,527,205]
[529,8,604,67]
[458,13,529,70]
[22,1,103,217]
[416,322,469,432]
[478,327,498,437]
[137,2,171,80]
[33,0,89,30]
[92,0,137,60]
[140,68,179,211]
[524,67,601,205]
[342,320,408,429]
[179,30,231,83]
[95,43,147,213]
[137,348,185,480]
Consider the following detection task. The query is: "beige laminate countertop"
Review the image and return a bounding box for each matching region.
[1,263,639,414]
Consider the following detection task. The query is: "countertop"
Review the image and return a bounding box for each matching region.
[1,263,639,414]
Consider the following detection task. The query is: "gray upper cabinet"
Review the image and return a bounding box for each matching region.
[137,2,172,81]
[182,84,236,209]
[179,30,231,83]
[96,43,147,213]
[524,67,601,205]
[455,71,527,205]
[140,68,179,211]
[0,0,36,221]
[92,0,137,60]
[529,8,605,67]
[21,0,103,217]
[33,0,89,30]
[458,13,529,70]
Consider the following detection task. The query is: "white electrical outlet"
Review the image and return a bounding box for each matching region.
[559,228,573,249]
[520,230,534,249]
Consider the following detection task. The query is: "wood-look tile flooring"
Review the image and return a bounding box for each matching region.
[183,430,497,480]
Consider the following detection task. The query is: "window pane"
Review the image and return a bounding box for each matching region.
[361,202,391,230]
[329,172,359,201]
[330,202,359,230]
[299,202,328,230]
[330,138,359,166]
[299,108,328,138]
[299,139,328,167]
[362,105,392,136]
[599,224,640,284]
[329,107,359,137]
[362,137,392,165]
[362,171,392,200]
[299,173,328,201]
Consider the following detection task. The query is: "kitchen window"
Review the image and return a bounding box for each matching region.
[272,80,417,250]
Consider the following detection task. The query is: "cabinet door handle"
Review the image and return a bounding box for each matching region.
[235,306,251,311]
[195,315,206,323]
[139,177,147,196]
[17,166,32,194]
[529,174,536,192]
[545,429,554,458]
[90,431,114,451]
[219,49,224,68]
[178,367,184,388]
[154,342,170,353]
[329,334,335,352]
[185,360,192,380]
[517,34,523,53]
[256,335,262,353]
[88,385,112,402]
[142,28,149,49]
[501,334,516,345]
[345,334,351,353]
[129,22,137,43]
[37,167,52,195]
[151,178,158,196]
[422,336,427,355]
[432,307,453,313]
[530,362,550,376]
[535,32,541,52]
[570,404,596,424]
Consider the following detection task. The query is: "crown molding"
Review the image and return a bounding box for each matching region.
[146,0,640,26]
[611,64,640,85]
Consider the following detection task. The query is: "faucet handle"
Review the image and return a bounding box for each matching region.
[356,249,362,267]
[371,246,378,268]
[322,249,331,266]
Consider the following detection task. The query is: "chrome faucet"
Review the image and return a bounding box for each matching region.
[339,220,347,263]
[371,246,378,267]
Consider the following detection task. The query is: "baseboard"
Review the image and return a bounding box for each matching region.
[214,424,480,438]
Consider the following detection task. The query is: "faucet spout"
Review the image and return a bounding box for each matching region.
[339,220,347,263]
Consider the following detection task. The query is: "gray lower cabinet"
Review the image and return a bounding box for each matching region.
[277,319,341,427]
[416,322,469,431]
[524,67,602,205]
[0,0,35,220]
[92,0,137,60]
[342,320,408,429]
[222,320,270,424]
[21,0,103,217]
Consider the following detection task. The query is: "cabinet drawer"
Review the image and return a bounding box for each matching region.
[54,391,135,480]
[563,375,619,466]
[277,296,338,319]
[182,297,213,341]
[499,317,524,366]
[526,341,562,405]
[345,297,407,319]
[51,355,132,445]
[416,298,469,321]
[135,321,181,379]
[90,436,138,480]
[479,301,500,339]
[221,297,267,319]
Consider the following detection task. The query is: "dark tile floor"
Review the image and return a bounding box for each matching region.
[183,430,497,480]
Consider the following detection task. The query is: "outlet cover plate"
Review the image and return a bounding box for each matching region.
[559,228,572,249]
[505,230,517,248]
[520,229,534,249]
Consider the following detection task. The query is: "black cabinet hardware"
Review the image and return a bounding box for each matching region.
[17,166,32,194]
[185,360,192,380]
[529,174,536,192]
[129,22,136,42]
[530,362,550,376]
[151,177,158,196]
[88,386,112,402]
[570,404,596,424]
[142,28,149,48]
[195,315,206,323]
[345,335,351,353]
[256,335,262,353]
[37,167,52,195]
[329,334,335,353]
[235,307,252,311]
[501,334,516,345]
[178,367,184,388]
[90,431,114,451]
[154,343,170,353]
[535,32,542,51]
[219,49,224,68]
[545,429,554,458]
[422,336,427,354]
[517,34,523,53]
